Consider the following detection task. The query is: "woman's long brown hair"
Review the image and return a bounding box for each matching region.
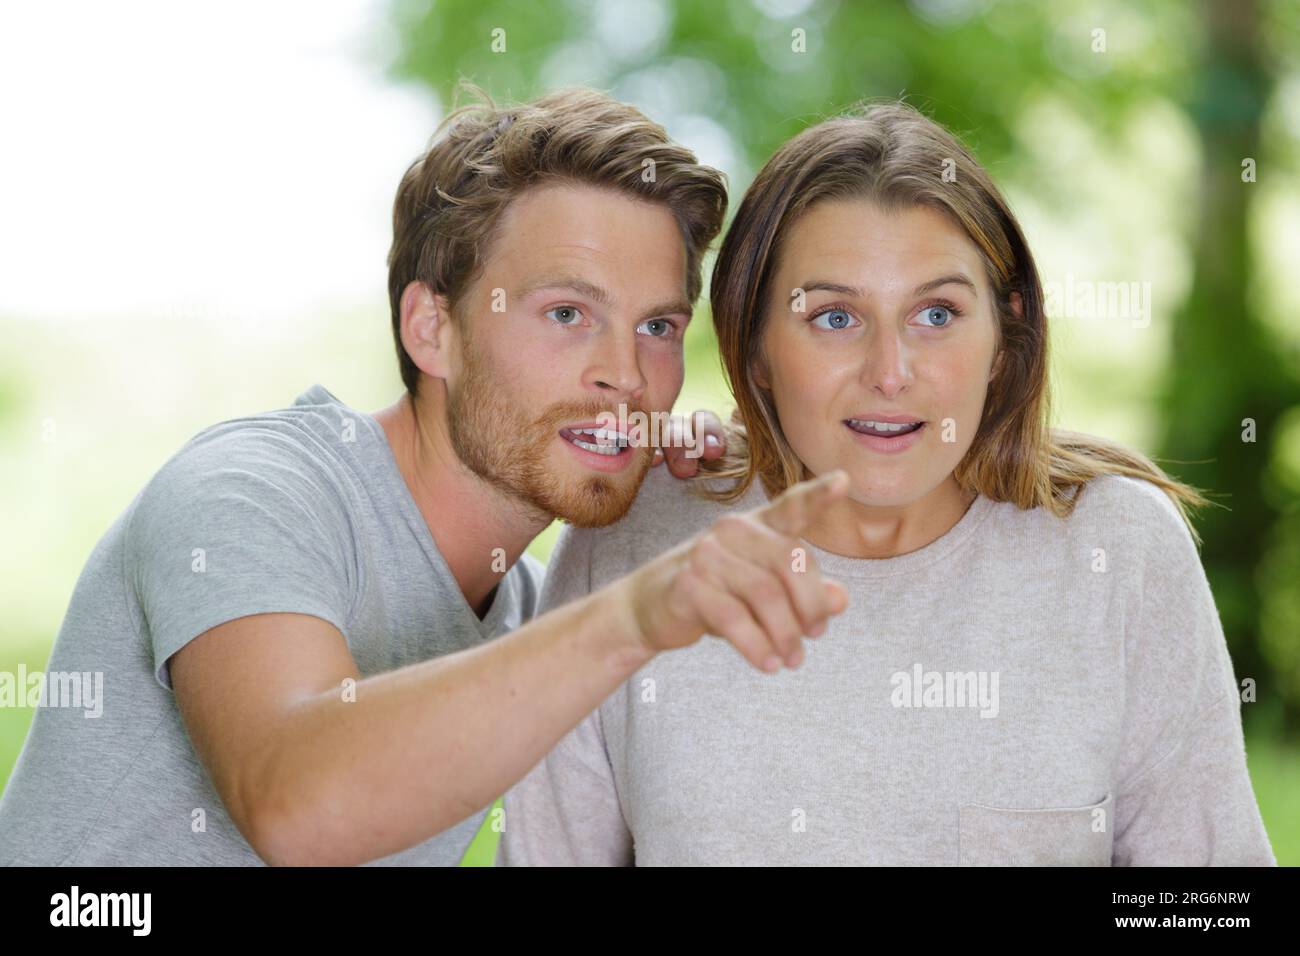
[698,101,1210,544]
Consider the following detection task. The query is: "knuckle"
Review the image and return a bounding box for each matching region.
[713,514,748,538]
[691,533,724,566]
[673,564,705,602]
[751,575,783,606]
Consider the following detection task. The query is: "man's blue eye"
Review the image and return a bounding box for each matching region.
[637,318,673,337]
[917,306,953,327]
[547,306,582,324]
[812,309,855,330]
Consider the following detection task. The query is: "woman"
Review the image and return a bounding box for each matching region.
[496,102,1276,866]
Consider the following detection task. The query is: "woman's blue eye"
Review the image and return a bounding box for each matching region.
[917,305,953,328]
[547,306,582,324]
[812,309,856,330]
[637,318,674,337]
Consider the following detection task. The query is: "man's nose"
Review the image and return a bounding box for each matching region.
[585,330,647,399]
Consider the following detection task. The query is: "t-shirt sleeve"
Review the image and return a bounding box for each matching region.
[1111,479,1276,865]
[124,427,356,692]
[496,522,634,866]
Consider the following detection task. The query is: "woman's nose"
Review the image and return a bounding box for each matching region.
[860,330,912,397]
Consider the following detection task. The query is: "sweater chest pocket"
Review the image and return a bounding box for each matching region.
[958,792,1113,866]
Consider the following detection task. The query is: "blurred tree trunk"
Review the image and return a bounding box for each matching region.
[1158,0,1298,736]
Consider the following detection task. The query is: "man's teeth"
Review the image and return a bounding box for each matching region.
[567,427,628,455]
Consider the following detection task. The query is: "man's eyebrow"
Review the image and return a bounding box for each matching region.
[641,299,693,321]
[794,273,980,301]
[516,276,691,321]
[515,276,614,307]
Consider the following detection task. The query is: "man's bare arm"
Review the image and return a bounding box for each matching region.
[170,590,649,867]
[170,470,849,866]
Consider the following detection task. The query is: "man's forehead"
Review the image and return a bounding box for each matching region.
[491,232,689,311]
[496,181,679,238]
[455,185,689,318]
[492,180,683,252]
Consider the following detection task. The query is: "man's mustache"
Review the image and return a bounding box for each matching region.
[530,402,650,435]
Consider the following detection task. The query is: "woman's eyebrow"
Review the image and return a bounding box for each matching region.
[912,273,979,298]
[794,274,980,302]
[795,280,863,300]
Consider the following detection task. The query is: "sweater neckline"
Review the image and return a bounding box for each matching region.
[747,478,997,580]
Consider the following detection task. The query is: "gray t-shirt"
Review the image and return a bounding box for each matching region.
[0,384,543,865]
[498,465,1276,866]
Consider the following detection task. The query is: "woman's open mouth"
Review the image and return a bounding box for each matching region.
[844,418,926,453]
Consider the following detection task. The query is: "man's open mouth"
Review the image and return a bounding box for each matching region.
[558,426,630,457]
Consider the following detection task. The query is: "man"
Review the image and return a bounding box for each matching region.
[0,87,846,866]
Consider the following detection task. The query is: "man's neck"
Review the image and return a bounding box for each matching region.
[370,390,551,618]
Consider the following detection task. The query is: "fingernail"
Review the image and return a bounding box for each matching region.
[706,434,720,448]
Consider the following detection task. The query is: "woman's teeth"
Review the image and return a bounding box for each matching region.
[847,419,924,437]
[565,427,628,456]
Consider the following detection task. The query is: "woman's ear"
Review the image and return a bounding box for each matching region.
[989,291,1024,383]
[750,347,772,391]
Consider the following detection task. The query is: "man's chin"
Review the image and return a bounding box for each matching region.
[549,452,654,528]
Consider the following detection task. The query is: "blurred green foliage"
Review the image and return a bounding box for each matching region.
[1,0,1295,867]
[384,0,1300,862]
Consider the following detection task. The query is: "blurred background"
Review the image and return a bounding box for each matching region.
[1,0,1296,864]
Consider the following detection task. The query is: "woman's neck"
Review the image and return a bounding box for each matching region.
[801,476,977,560]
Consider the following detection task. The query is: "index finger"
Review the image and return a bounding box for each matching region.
[753,469,850,537]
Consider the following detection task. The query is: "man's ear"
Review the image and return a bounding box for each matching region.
[400,281,457,381]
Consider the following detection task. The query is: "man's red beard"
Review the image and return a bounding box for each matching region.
[445,330,657,528]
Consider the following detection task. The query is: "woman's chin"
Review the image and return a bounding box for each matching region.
[840,470,937,509]
[846,490,916,509]
[799,449,946,507]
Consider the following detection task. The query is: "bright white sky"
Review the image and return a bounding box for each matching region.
[0,0,439,323]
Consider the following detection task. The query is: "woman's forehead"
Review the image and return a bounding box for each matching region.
[773,201,990,297]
